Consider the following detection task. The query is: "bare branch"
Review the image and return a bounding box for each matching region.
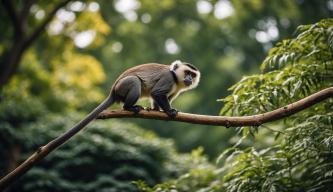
[0,87,332,190]
[98,87,333,127]
[23,0,72,49]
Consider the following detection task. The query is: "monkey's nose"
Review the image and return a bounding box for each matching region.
[184,76,192,86]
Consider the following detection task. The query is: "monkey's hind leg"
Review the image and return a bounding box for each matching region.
[115,76,143,113]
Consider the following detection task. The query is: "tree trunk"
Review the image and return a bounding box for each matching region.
[0,38,25,88]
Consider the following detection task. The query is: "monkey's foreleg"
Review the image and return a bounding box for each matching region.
[152,101,161,111]
[151,94,177,118]
[146,101,161,111]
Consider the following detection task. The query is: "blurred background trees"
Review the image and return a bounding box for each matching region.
[0,0,332,191]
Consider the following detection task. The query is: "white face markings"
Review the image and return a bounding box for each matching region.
[170,60,182,70]
[170,60,201,91]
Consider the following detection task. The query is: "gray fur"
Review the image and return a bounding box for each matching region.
[114,76,141,106]
[112,63,173,101]
[151,72,175,96]
[110,62,200,117]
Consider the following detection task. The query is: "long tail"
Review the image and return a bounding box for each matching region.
[49,95,114,146]
[0,95,115,190]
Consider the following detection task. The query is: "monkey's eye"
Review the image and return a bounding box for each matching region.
[184,70,196,78]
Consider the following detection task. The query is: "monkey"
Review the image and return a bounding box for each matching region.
[69,60,200,133]
[113,60,201,116]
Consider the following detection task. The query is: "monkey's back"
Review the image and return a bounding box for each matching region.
[113,63,172,97]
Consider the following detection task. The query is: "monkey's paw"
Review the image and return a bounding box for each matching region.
[124,105,144,113]
[146,107,160,111]
[166,109,178,118]
[133,105,144,113]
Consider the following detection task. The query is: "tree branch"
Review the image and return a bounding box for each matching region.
[23,0,72,49]
[1,0,24,36]
[20,0,36,18]
[0,87,332,190]
[0,0,72,88]
[98,87,333,126]
[19,0,37,27]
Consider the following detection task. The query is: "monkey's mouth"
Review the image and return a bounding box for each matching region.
[184,80,192,86]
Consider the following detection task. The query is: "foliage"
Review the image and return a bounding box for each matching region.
[138,18,333,192]
[218,18,333,192]
[222,19,333,116]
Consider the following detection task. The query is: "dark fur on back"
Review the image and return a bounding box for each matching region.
[112,63,174,99]
[183,63,198,71]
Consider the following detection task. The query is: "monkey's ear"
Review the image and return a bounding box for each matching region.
[170,60,182,71]
[173,64,179,71]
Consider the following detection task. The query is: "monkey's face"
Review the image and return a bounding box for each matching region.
[170,60,201,89]
[183,70,197,86]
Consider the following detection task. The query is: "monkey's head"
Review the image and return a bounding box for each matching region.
[170,60,201,90]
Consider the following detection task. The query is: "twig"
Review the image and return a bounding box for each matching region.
[259,124,285,135]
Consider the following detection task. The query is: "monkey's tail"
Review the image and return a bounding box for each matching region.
[53,95,114,146]
[75,95,114,128]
